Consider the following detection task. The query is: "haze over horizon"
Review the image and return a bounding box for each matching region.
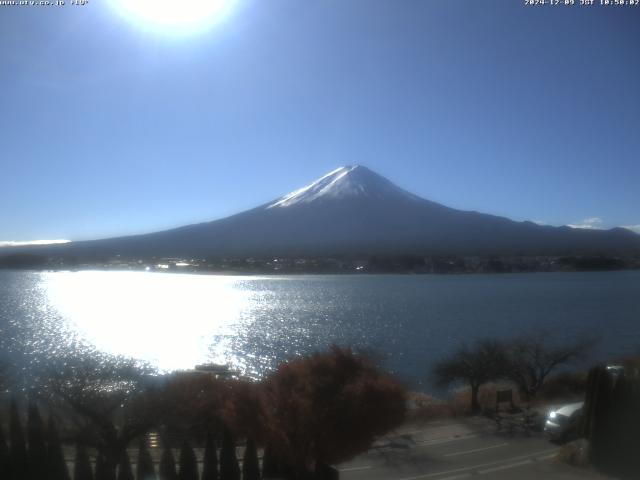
[2,1,639,243]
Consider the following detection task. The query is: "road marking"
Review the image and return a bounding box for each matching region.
[536,453,556,461]
[338,465,372,472]
[395,448,558,480]
[443,442,509,457]
[400,428,437,435]
[437,474,471,480]
[416,434,479,447]
[477,459,532,474]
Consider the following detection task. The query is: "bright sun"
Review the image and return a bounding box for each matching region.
[114,0,235,33]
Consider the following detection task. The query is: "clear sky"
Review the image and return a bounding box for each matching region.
[1,0,639,243]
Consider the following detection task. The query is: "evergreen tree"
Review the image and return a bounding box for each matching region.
[178,442,198,480]
[608,374,639,476]
[241,439,259,480]
[95,450,116,480]
[588,368,614,469]
[159,447,178,480]
[116,450,134,480]
[27,403,48,480]
[201,432,218,480]
[0,425,10,480]
[219,429,240,480]
[586,365,640,477]
[46,417,71,480]
[73,443,94,480]
[137,440,157,480]
[261,444,279,479]
[10,400,28,480]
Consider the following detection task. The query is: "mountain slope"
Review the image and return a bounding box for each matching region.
[14,166,640,258]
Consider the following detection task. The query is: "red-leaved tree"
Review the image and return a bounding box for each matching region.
[261,346,406,479]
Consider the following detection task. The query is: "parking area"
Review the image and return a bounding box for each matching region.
[338,417,607,480]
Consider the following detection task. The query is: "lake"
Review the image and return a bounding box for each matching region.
[1,269,639,391]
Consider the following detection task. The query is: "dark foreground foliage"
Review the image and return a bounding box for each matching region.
[158,448,178,480]
[219,428,240,480]
[201,432,218,480]
[47,417,71,480]
[137,441,156,480]
[242,438,260,480]
[262,346,407,477]
[584,365,640,479]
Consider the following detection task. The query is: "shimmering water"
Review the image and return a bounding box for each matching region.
[1,269,639,390]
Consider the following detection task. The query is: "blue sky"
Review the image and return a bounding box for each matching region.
[1,0,639,242]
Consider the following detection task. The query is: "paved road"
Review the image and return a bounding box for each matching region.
[338,417,606,480]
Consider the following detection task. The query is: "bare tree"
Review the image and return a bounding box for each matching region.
[504,333,595,401]
[433,339,508,413]
[42,355,157,477]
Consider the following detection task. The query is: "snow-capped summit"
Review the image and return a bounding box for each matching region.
[267,165,419,208]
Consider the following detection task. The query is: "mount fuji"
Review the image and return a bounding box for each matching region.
[17,166,640,258]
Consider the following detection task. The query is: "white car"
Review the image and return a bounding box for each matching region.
[544,401,584,442]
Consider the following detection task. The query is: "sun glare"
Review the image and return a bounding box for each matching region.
[113,0,236,34]
[41,271,251,371]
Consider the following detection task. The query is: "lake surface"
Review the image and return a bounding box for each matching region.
[1,269,639,390]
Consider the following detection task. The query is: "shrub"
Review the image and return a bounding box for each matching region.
[242,438,260,480]
[10,400,28,480]
[585,365,640,476]
[116,450,134,480]
[219,428,240,480]
[262,346,406,476]
[537,372,587,402]
[26,403,47,480]
[406,393,453,421]
[95,450,116,480]
[0,425,10,480]
[47,417,71,480]
[201,432,218,480]
[178,442,198,480]
[73,443,94,480]
[158,447,178,480]
[137,440,157,480]
[261,444,280,478]
[450,382,518,415]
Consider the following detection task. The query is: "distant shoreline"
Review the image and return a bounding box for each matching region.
[0,254,640,276]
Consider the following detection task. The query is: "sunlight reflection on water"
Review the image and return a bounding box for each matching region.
[3,269,638,390]
[41,271,254,372]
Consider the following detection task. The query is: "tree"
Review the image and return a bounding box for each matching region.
[505,334,594,401]
[137,440,157,480]
[219,428,240,480]
[159,447,178,480]
[116,450,134,480]
[201,432,218,480]
[0,425,10,480]
[27,403,48,480]
[242,438,260,480]
[73,443,94,480]
[585,365,640,476]
[95,450,116,480]
[262,346,406,478]
[178,442,198,480]
[10,400,28,480]
[433,340,508,413]
[150,373,226,442]
[43,355,157,475]
[221,380,267,444]
[47,417,71,480]
[261,444,280,479]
